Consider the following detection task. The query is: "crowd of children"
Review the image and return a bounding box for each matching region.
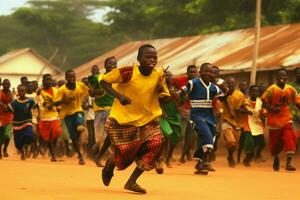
[1,44,300,194]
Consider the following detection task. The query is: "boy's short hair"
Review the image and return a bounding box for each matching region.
[104,56,116,66]
[137,44,156,58]
[43,73,52,80]
[249,84,259,92]
[65,69,75,76]
[200,63,212,71]
[277,68,287,74]
[186,65,196,72]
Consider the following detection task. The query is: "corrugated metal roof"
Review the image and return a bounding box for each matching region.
[73,23,300,79]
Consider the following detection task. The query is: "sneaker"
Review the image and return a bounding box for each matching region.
[273,156,280,171]
[195,163,209,175]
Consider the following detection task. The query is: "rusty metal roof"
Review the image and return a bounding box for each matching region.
[73,23,300,79]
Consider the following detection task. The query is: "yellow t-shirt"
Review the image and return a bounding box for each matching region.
[223,89,245,128]
[102,64,170,126]
[38,87,60,120]
[56,82,89,119]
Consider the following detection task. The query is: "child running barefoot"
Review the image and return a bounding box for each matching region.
[7,85,37,160]
[100,44,169,194]
[240,85,265,167]
[54,70,90,165]
[0,79,14,159]
[261,69,300,171]
[37,74,62,162]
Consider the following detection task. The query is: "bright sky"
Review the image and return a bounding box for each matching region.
[0,0,28,15]
[0,0,108,22]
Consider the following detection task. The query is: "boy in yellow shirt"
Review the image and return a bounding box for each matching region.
[54,70,89,165]
[100,44,169,194]
[222,77,246,167]
[37,74,62,162]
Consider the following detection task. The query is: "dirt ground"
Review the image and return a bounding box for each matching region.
[1,147,300,200]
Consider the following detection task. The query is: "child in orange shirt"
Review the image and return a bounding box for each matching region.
[261,69,300,171]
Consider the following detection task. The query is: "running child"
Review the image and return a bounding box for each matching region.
[100,44,169,194]
[0,79,14,159]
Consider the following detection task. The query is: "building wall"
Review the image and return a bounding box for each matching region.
[0,51,60,88]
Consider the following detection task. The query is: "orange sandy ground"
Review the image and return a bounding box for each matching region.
[1,148,300,200]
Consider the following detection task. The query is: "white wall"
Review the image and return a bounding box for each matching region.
[0,51,60,88]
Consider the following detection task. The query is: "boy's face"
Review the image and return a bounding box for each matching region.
[165,71,173,85]
[187,67,197,80]
[21,77,28,86]
[276,70,287,85]
[26,82,34,93]
[105,59,117,73]
[138,47,157,71]
[32,81,38,90]
[3,80,10,90]
[43,75,52,88]
[227,77,236,93]
[18,86,26,98]
[91,66,99,76]
[239,81,248,92]
[200,65,212,83]
[250,87,259,99]
[66,71,76,84]
[211,67,219,80]
[259,83,267,94]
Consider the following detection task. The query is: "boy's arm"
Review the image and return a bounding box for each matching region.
[100,80,131,105]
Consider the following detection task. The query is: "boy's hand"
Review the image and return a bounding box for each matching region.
[118,95,131,105]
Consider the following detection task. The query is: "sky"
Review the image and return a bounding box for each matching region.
[0,0,28,15]
[0,0,108,22]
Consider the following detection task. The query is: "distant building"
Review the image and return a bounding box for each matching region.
[0,48,62,89]
[71,23,300,85]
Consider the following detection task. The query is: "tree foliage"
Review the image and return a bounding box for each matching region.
[1,0,300,70]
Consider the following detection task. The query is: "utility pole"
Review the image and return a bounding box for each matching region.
[250,0,261,85]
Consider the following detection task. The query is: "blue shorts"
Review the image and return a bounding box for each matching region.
[64,112,85,140]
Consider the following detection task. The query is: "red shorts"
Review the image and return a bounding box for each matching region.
[269,123,297,155]
[38,120,62,142]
